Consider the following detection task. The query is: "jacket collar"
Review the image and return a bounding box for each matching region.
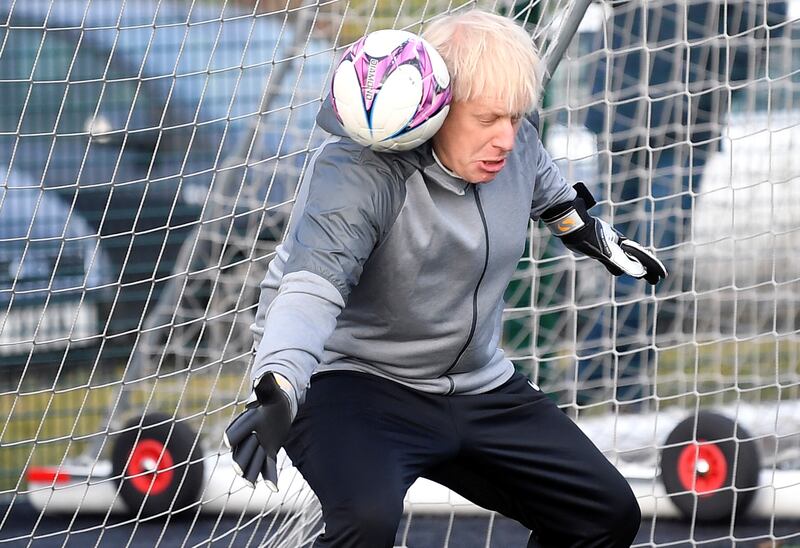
[316,95,470,196]
[412,142,470,196]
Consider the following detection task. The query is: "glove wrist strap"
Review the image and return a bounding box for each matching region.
[252,372,298,420]
[542,182,597,238]
[545,208,586,237]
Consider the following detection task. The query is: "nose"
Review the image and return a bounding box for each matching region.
[492,118,516,152]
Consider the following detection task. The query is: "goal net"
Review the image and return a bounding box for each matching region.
[1,0,799,546]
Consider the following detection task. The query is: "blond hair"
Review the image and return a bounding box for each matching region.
[422,9,543,115]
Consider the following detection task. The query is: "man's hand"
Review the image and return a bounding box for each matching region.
[223,373,292,491]
[542,183,667,285]
[570,218,667,284]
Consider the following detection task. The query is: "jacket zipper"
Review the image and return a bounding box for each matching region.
[442,185,490,393]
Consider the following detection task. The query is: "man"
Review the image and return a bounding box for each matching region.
[224,9,666,547]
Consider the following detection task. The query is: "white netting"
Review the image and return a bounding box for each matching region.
[1,0,799,546]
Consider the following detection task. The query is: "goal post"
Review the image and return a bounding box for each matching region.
[2,0,800,546]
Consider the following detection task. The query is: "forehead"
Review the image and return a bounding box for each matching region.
[461,96,519,117]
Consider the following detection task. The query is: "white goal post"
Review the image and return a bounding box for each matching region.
[2,0,800,547]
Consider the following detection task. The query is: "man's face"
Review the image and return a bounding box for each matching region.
[431,96,523,184]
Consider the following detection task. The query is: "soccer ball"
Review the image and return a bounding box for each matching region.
[331,29,452,153]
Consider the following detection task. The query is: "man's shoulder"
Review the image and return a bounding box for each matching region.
[316,138,415,183]
[511,114,543,161]
[524,112,541,133]
[307,137,411,209]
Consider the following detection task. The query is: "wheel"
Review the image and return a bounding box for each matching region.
[112,413,204,517]
[660,411,760,522]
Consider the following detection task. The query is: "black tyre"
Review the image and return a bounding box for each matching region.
[661,411,760,522]
[112,413,204,517]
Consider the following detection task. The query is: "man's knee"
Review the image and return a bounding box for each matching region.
[317,497,403,548]
[595,486,641,547]
[532,484,641,548]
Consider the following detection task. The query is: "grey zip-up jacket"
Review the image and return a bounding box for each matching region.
[250,98,576,418]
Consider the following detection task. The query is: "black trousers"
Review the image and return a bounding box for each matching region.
[284,371,640,548]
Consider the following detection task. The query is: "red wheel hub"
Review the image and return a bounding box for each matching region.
[128,439,174,495]
[677,440,727,496]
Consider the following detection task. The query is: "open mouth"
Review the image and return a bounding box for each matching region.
[480,158,506,173]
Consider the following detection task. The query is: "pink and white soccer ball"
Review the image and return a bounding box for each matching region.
[331,29,452,152]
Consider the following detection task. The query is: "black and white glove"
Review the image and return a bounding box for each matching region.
[542,183,667,285]
[223,372,292,491]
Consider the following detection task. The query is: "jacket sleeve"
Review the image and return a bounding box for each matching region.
[249,142,403,417]
[250,242,289,351]
[528,126,577,220]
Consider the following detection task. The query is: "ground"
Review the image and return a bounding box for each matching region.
[2,502,799,547]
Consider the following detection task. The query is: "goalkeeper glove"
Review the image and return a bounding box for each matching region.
[542,182,668,285]
[223,372,292,491]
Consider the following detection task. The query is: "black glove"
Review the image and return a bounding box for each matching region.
[542,182,667,285]
[223,373,292,491]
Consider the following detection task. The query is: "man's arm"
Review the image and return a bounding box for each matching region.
[251,270,345,420]
[527,124,666,284]
[227,269,341,491]
[228,142,404,488]
[527,120,576,219]
[251,147,402,412]
[541,182,667,285]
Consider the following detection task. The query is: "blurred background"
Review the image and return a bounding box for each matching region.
[1,0,799,546]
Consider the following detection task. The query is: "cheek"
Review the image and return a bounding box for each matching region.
[452,133,477,158]
[464,132,491,154]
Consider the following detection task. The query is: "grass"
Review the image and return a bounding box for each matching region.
[0,363,249,496]
[1,335,798,496]
[653,336,800,404]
